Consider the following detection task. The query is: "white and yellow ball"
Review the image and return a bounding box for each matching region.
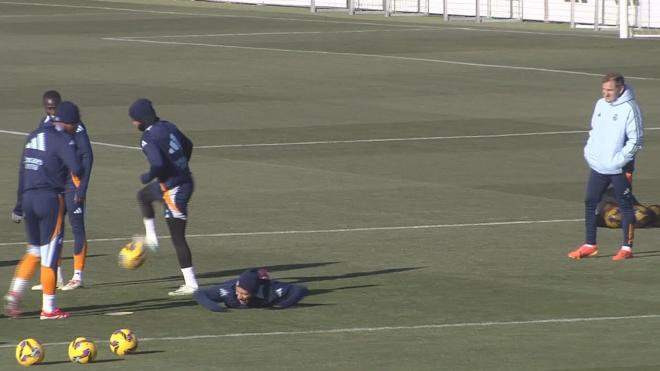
[118,240,146,270]
[68,337,97,364]
[603,206,622,229]
[15,338,45,367]
[109,329,138,356]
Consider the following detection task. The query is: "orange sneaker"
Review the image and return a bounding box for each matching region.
[568,244,598,259]
[612,249,633,261]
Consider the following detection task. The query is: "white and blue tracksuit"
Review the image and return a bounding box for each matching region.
[583,85,643,247]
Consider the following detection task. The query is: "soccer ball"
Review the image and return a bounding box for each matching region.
[68,337,97,364]
[109,328,138,356]
[634,204,655,228]
[118,240,146,270]
[15,338,45,366]
[603,206,621,229]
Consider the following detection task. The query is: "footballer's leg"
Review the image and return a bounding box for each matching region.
[38,193,69,319]
[62,189,86,290]
[611,173,635,261]
[137,182,162,251]
[5,195,40,318]
[569,170,609,259]
[162,182,198,296]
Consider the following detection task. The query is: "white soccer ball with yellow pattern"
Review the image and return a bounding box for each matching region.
[118,239,146,270]
[68,337,97,364]
[15,338,45,366]
[109,328,138,356]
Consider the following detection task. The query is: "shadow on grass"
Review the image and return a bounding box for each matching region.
[19,298,198,318]
[593,249,660,259]
[0,254,107,268]
[281,267,423,284]
[129,350,165,355]
[94,262,339,288]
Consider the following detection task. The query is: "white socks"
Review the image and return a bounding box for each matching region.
[42,294,55,313]
[181,267,198,289]
[143,218,158,243]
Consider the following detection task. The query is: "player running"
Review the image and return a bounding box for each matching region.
[5,101,82,319]
[128,98,200,296]
[193,269,308,311]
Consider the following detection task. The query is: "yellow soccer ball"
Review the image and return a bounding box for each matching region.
[109,328,138,356]
[15,338,45,366]
[68,337,97,364]
[118,240,146,270]
[603,206,621,229]
[634,204,654,228]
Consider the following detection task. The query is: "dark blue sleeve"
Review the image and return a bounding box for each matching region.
[74,125,93,197]
[179,129,193,161]
[193,286,227,312]
[56,132,81,177]
[14,148,25,214]
[272,283,308,309]
[140,131,164,184]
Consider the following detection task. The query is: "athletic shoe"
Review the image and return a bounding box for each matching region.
[31,281,64,291]
[61,280,83,291]
[568,244,599,259]
[143,236,159,252]
[40,308,70,320]
[168,285,197,296]
[612,249,633,261]
[4,292,21,318]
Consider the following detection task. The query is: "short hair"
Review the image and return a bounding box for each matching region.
[602,72,625,87]
[42,90,61,103]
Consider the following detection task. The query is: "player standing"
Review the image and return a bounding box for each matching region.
[4,101,82,319]
[128,98,199,296]
[568,73,644,261]
[19,90,94,291]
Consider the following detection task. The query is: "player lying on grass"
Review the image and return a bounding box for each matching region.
[192,269,308,312]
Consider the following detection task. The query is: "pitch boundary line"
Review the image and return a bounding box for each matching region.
[3,128,660,150]
[113,28,440,39]
[1,313,659,347]
[102,37,660,81]
[0,218,583,247]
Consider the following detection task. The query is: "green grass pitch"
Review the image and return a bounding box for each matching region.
[2,1,660,370]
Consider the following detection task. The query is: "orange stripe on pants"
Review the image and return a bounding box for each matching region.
[74,241,88,271]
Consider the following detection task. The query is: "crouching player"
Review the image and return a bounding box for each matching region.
[193,269,308,312]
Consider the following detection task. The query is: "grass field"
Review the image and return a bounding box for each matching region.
[2,0,660,370]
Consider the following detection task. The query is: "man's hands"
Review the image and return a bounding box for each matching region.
[11,210,23,224]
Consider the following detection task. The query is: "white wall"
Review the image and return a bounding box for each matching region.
[205,0,660,28]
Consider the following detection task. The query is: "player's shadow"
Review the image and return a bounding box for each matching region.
[0,259,19,268]
[0,254,107,268]
[94,262,339,288]
[281,267,423,284]
[41,359,123,365]
[130,350,165,355]
[20,298,198,318]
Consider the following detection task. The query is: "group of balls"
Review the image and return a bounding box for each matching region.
[601,203,660,229]
[15,329,138,366]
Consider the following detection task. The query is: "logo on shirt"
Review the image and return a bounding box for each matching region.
[613,114,618,121]
[25,133,46,151]
[73,208,83,214]
[141,140,148,148]
[218,288,229,297]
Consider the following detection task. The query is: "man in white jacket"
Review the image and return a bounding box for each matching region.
[569,72,643,261]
